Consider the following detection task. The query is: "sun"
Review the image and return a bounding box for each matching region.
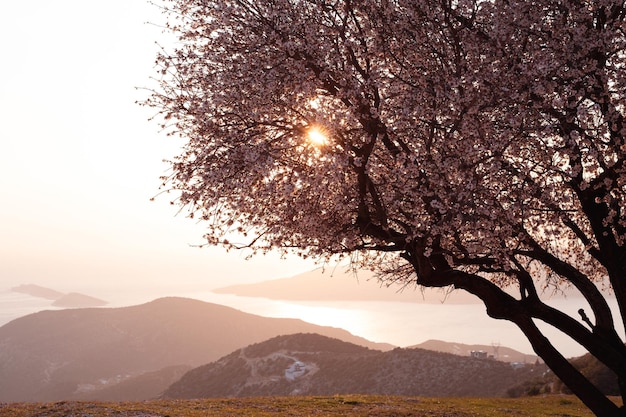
[307,125,328,147]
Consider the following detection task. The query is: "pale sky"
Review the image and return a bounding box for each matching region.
[0,0,318,295]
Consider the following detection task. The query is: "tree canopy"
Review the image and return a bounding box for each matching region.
[145,1,626,415]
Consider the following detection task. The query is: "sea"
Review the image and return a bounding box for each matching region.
[0,286,611,359]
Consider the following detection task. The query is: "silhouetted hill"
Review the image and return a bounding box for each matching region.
[163,333,548,399]
[413,339,539,363]
[0,297,391,402]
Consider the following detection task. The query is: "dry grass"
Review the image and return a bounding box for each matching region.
[0,395,602,417]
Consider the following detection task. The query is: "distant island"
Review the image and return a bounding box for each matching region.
[213,268,481,304]
[51,292,109,308]
[213,268,590,304]
[11,284,65,300]
[11,284,108,308]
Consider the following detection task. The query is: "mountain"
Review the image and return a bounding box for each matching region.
[0,297,391,402]
[412,340,539,364]
[212,269,481,303]
[163,333,548,399]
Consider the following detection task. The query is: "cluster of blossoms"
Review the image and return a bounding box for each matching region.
[149,0,624,283]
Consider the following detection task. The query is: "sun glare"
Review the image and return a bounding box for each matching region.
[307,126,328,147]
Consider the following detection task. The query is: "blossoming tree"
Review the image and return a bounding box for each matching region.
[145,0,626,414]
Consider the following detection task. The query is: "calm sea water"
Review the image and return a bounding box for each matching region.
[0,290,61,325]
[0,287,609,358]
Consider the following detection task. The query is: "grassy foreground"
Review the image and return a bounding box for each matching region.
[0,395,603,417]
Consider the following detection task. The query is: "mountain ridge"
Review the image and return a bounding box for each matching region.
[0,297,391,402]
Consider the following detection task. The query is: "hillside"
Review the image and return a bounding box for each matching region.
[163,333,548,399]
[0,297,391,402]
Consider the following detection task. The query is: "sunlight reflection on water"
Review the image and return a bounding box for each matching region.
[171,291,537,355]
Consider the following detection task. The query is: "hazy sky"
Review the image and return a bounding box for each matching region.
[0,0,318,295]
